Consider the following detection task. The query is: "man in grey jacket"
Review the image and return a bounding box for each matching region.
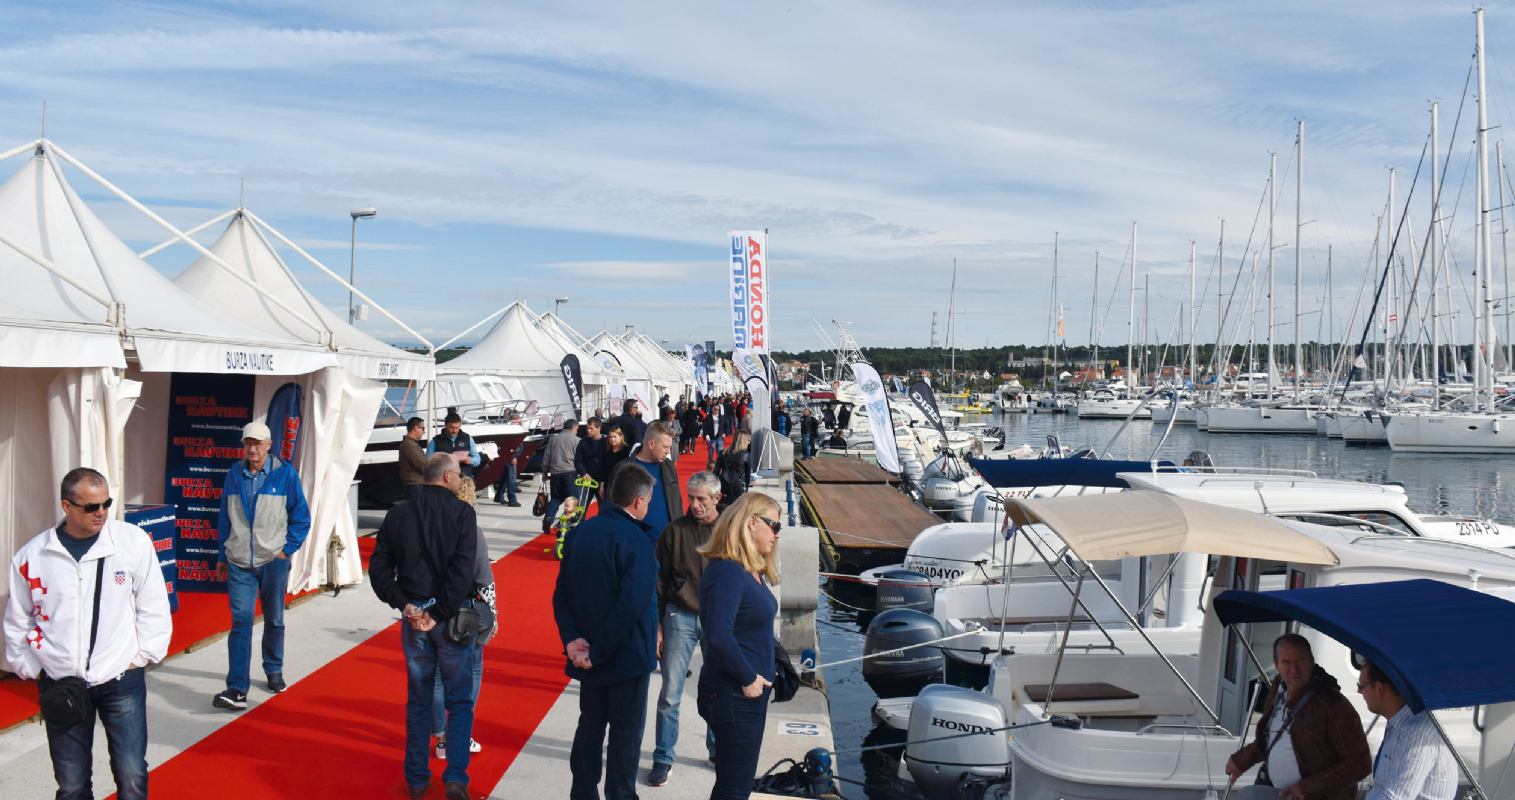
[542,419,581,529]
[212,421,311,710]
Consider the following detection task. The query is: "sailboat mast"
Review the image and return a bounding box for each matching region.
[1477,7,1496,410]
[1267,151,1277,401]
[1052,232,1061,387]
[1431,101,1442,408]
[1295,120,1305,397]
[1128,221,1137,389]
[1499,140,1512,375]
[1387,168,1397,391]
[1217,219,1225,394]
[1091,251,1100,377]
[948,258,958,388]
[1189,240,1197,390]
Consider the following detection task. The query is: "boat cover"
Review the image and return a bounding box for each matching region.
[1214,579,1515,713]
[1005,492,1337,565]
[969,457,1172,488]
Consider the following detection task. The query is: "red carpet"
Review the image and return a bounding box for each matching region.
[0,536,380,732]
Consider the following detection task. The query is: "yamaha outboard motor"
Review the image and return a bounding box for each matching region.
[905,684,1011,799]
[863,608,944,698]
[874,570,933,614]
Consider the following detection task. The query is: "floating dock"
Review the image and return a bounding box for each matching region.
[799,482,941,574]
[796,455,902,486]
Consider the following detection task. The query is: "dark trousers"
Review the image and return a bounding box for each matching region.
[545,472,577,531]
[699,685,769,800]
[40,668,148,800]
[570,672,651,800]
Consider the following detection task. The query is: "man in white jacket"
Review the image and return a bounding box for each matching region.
[3,467,172,800]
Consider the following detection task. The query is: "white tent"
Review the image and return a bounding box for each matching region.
[0,140,352,612]
[589,330,658,414]
[532,312,619,417]
[621,331,695,402]
[443,301,607,419]
[171,212,435,383]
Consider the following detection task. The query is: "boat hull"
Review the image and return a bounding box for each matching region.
[1202,405,1318,434]
[1385,412,1515,453]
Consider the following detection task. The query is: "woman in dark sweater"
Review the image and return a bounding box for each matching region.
[697,492,782,800]
[598,424,630,499]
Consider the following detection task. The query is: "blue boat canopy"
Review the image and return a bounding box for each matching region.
[968,458,1173,489]
[1214,579,1515,713]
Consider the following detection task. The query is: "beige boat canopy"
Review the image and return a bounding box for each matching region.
[1006,491,1338,566]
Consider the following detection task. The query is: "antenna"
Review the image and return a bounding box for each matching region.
[239,178,246,209]
[40,101,47,140]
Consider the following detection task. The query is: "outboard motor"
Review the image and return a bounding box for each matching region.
[874,570,934,614]
[904,684,1010,799]
[970,491,1003,524]
[863,609,944,698]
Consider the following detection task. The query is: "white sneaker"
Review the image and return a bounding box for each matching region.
[436,738,483,759]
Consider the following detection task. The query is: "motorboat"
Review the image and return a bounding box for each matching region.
[998,382,1030,413]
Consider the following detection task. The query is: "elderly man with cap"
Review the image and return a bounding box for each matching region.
[212,420,312,711]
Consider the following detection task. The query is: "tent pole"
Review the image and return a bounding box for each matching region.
[136,209,238,258]
[45,142,330,340]
[0,139,40,163]
[0,230,114,309]
[437,303,515,352]
[244,210,435,352]
[1429,710,1487,800]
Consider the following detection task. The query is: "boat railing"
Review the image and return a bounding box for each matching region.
[1135,722,1233,737]
[1147,464,1321,479]
[1347,531,1515,563]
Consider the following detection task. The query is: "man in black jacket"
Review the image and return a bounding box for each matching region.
[370,454,479,800]
[614,399,647,450]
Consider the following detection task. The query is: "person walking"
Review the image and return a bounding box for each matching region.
[614,399,647,451]
[660,406,682,466]
[553,465,660,800]
[800,408,819,459]
[542,419,581,530]
[370,455,481,800]
[575,416,606,508]
[600,424,631,499]
[628,421,683,537]
[697,492,783,800]
[3,468,172,800]
[398,416,428,502]
[703,401,725,469]
[647,472,723,786]
[213,421,311,710]
[716,431,753,509]
[680,402,702,455]
[432,475,497,762]
[493,414,525,507]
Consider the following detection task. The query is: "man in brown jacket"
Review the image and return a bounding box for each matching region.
[397,417,427,502]
[646,471,722,787]
[1225,633,1371,799]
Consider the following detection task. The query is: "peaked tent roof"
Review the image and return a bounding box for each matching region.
[173,213,434,382]
[532,312,614,388]
[444,301,564,376]
[1215,579,1515,713]
[588,330,654,383]
[0,147,335,374]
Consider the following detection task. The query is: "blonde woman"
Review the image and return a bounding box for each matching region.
[696,492,782,799]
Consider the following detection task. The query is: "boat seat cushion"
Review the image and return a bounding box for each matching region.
[1021,682,1139,703]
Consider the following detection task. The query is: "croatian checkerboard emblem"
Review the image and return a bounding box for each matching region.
[114,570,127,585]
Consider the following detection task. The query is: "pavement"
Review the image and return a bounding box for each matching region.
[0,462,833,799]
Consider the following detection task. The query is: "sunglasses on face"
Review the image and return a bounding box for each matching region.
[66,497,114,514]
[755,516,782,534]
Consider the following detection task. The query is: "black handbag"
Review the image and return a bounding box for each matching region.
[40,560,104,728]
[771,638,800,703]
[446,600,482,644]
[531,480,549,517]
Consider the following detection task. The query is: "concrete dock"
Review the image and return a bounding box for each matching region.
[0,448,833,799]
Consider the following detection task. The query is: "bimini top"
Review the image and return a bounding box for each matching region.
[1214,579,1515,713]
[970,457,1172,489]
[1005,491,1337,565]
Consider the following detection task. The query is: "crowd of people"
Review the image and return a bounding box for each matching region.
[0,394,1472,800]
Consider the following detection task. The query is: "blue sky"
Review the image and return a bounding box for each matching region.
[2,1,1513,353]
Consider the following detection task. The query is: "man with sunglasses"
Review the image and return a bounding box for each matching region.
[1357,659,1457,799]
[4,467,172,800]
[212,421,311,711]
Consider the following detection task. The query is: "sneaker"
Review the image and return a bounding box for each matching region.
[436,738,482,759]
[648,763,671,787]
[212,689,247,710]
[266,674,287,693]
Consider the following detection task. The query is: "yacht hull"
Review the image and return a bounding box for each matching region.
[1202,405,1318,434]
[1075,399,1150,419]
[1384,412,1515,453]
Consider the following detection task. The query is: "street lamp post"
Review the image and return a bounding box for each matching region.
[348,207,377,324]
[554,296,570,317]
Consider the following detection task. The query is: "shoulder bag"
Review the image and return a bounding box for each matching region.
[414,503,485,644]
[771,638,800,703]
[39,559,105,728]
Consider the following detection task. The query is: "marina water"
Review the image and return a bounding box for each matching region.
[819,410,1515,800]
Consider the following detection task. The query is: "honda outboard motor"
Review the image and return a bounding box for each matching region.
[905,684,1010,799]
[874,570,933,614]
[863,608,944,698]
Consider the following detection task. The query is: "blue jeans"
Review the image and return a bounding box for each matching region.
[494,461,518,504]
[432,638,484,736]
[40,667,148,800]
[801,433,814,458]
[570,673,650,800]
[698,684,769,800]
[402,624,476,788]
[654,606,716,766]
[225,556,291,692]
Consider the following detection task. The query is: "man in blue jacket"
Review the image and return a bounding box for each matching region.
[212,421,311,711]
[553,463,657,800]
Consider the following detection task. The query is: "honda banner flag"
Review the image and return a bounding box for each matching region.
[728,231,770,354]
[848,362,901,473]
[907,380,949,441]
[559,354,584,421]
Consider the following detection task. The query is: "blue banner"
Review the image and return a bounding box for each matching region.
[163,373,255,593]
[125,504,179,612]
